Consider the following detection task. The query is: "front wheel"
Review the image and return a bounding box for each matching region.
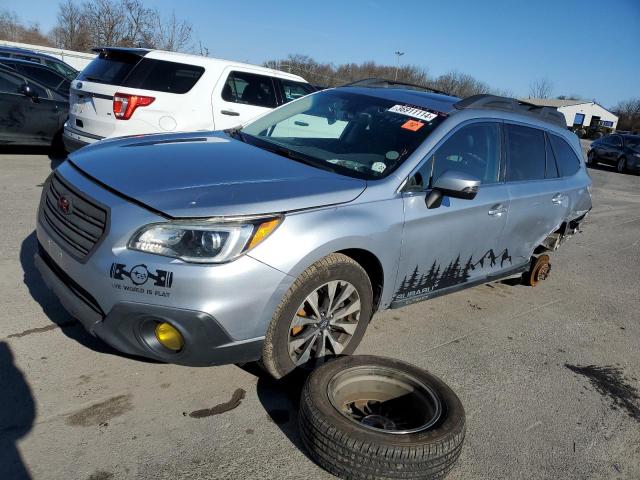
[262,253,373,379]
[617,156,627,173]
[586,150,597,167]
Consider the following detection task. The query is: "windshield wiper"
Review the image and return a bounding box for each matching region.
[225,127,246,143]
[265,144,339,173]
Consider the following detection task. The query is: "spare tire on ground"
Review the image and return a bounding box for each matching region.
[299,355,465,480]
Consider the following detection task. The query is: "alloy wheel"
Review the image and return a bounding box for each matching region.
[288,280,361,366]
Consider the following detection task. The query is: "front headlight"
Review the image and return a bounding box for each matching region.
[128,216,282,263]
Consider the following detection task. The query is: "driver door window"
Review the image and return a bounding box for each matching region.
[409,122,501,190]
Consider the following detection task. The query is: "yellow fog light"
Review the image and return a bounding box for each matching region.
[155,322,184,351]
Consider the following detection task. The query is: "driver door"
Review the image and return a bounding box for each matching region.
[394,121,513,307]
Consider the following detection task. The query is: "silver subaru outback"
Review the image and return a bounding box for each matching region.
[36,84,592,378]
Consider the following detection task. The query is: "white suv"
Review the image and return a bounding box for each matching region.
[63,48,313,151]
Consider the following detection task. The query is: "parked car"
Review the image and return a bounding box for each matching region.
[63,47,314,151]
[587,133,640,173]
[0,46,78,79]
[0,58,71,95]
[0,64,68,148]
[36,87,592,379]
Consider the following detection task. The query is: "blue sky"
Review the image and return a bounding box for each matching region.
[3,0,639,107]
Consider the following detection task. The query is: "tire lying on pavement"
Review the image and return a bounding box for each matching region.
[299,355,465,480]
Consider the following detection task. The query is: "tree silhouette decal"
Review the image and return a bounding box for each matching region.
[394,248,512,302]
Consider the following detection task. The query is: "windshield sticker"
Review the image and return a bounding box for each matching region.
[388,104,439,122]
[371,162,387,173]
[385,151,399,161]
[401,119,425,131]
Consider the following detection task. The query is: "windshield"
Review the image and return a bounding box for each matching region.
[625,136,640,150]
[240,89,446,179]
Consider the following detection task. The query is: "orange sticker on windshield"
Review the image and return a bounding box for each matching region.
[401,119,424,131]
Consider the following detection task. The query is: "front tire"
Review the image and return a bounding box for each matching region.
[617,156,627,173]
[586,150,597,167]
[262,253,373,379]
[299,355,466,480]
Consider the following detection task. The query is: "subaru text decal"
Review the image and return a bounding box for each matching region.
[110,263,173,298]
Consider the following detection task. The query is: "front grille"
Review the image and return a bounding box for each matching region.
[38,242,104,317]
[41,173,108,260]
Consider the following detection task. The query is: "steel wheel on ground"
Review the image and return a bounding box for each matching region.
[299,355,466,480]
[262,253,373,379]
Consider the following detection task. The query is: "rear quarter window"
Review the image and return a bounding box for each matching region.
[78,51,141,85]
[123,59,204,94]
[548,134,581,177]
[505,124,546,182]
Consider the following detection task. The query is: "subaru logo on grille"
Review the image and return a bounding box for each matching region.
[76,81,82,89]
[57,195,72,215]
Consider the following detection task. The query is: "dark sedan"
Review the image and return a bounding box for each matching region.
[587,134,640,173]
[0,46,78,79]
[0,58,71,95]
[0,64,68,149]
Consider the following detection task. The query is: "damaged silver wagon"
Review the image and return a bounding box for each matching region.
[36,82,592,378]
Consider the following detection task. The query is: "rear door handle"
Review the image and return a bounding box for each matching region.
[488,204,507,216]
[221,110,240,116]
[551,194,565,205]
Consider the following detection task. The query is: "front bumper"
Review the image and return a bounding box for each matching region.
[35,163,293,366]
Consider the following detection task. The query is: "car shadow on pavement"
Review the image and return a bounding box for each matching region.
[19,231,158,364]
[0,145,66,170]
[0,341,35,480]
[240,362,313,459]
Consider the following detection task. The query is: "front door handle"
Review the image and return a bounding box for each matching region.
[221,110,240,116]
[488,204,507,216]
[551,194,565,205]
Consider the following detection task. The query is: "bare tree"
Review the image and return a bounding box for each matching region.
[0,9,53,46]
[151,11,193,52]
[529,78,554,98]
[430,71,493,97]
[612,98,640,132]
[51,0,90,50]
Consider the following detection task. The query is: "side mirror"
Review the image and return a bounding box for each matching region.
[425,170,481,209]
[20,84,39,102]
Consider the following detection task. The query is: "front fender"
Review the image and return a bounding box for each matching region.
[247,198,404,310]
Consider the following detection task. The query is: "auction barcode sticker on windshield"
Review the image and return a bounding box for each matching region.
[388,105,439,122]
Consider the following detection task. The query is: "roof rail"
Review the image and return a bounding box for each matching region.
[454,94,567,128]
[341,78,450,96]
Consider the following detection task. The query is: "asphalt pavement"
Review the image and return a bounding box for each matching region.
[0,141,638,479]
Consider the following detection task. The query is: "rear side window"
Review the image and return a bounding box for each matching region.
[44,59,77,79]
[222,71,277,108]
[548,134,580,177]
[123,59,204,94]
[544,134,559,178]
[505,124,546,182]
[78,51,141,85]
[19,65,63,90]
[280,79,314,103]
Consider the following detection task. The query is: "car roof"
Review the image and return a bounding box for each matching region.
[0,46,62,62]
[0,57,57,69]
[334,85,461,113]
[92,47,308,83]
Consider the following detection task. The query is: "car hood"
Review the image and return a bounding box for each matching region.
[68,132,366,217]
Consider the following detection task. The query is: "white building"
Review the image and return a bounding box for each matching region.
[0,40,95,71]
[523,98,619,131]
